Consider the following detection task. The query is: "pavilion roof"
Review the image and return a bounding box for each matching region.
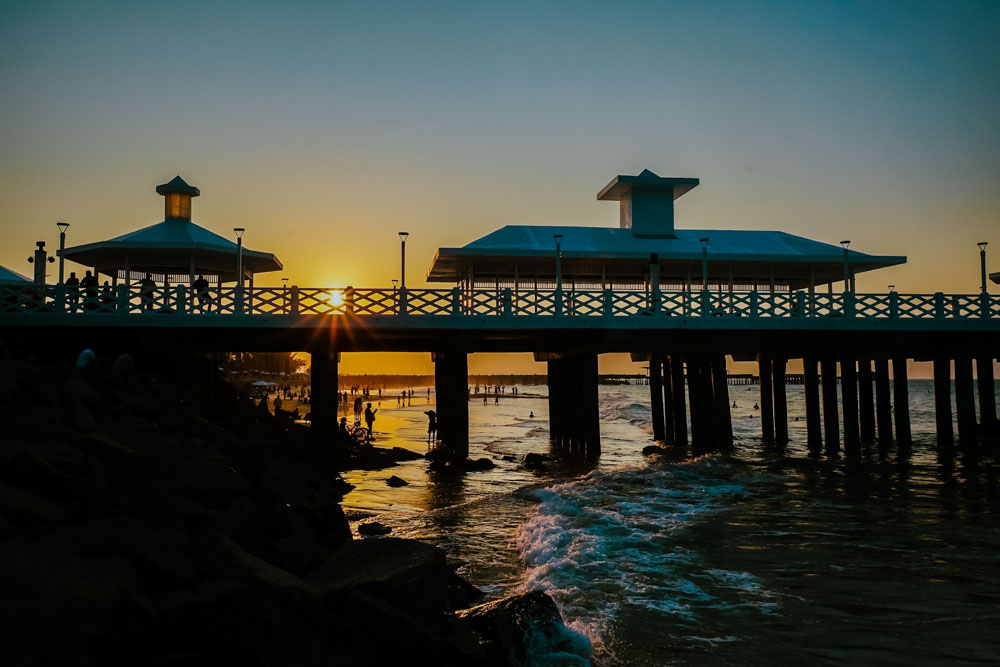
[426,225,905,288]
[0,264,31,284]
[60,219,282,282]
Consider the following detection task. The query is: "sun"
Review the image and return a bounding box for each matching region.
[326,290,345,308]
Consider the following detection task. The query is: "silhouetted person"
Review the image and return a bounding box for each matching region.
[339,417,348,435]
[65,272,80,312]
[732,401,737,408]
[193,274,211,313]
[273,395,283,412]
[353,396,363,424]
[425,409,437,442]
[100,281,114,311]
[80,271,98,311]
[364,402,377,436]
[753,402,760,410]
[139,274,156,311]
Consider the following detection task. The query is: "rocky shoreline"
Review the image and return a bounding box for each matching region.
[0,344,590,666]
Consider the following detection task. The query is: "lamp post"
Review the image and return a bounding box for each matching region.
[840,240,851,291]
[398,232,409,289]
[56,222,69,284]
[553,234,564,316]
[978,242,989,293]
[888,285,895,293]
[234,228,246,288]
[699,238,709,291]
[281,277,288,314]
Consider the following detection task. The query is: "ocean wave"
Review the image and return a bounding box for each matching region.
[514,460,762,655]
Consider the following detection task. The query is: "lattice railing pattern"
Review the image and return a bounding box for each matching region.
[2,285,998,322]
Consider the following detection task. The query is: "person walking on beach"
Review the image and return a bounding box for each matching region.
[65,272,80,312]
[364,402,377,436]
[425,409,437,443]
[353,396,363,424]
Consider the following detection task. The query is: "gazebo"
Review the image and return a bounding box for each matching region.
[0,264,31,285]
[426,169,905,295]
[59,176,282,288]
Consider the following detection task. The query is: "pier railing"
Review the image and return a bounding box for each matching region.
[1,285,998,321]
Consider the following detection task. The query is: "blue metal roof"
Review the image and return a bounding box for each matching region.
[0,264,31,284]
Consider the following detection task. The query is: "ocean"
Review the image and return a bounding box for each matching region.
[338,381,1000,666]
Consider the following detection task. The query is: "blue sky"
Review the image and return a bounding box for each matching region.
[1,0,997,371]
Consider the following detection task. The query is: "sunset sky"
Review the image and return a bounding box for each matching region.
[1,1,997,374]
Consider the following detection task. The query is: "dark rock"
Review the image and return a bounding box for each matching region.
[0,481,64,532]
[357,520,392,536]
[72,432,133,459]
[72,399,97,430]
[0,541,137,665]
[305,537,483,619]
[388,447,424,461]
[386,475,409,487]
[192,533,316,597]
[37,516,198,592]
[171,461,252,510]
[470,457,496,471]
[522,452,550,469]
[458,590,592,667]
[642,444,666,456]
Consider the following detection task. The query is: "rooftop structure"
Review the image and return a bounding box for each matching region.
[427,170,905,291]
[59,176,282,285]
[0,264,30,284]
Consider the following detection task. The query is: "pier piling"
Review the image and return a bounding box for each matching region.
[670,356,688,446]
[858,359,876,443]
[976,356,997,434]
[821,359,840,454]
[803,357,822,454]
[841,357,860,457]
[662,356,676,444]
[874,359,893,447]
[933,358,954,447]
[649,354,666,441]
[773,355,788,445]
[434,351,469,459]
[892,357,912,446]
[954,357,977,447]
[309,345,338,433]
[758,353,775,445]
[712,355,734,451]
[544,354,601,455]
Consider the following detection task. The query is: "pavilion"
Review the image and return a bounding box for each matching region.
[59,176,282,288]
[426,169,905,294]
[0,265,30,285]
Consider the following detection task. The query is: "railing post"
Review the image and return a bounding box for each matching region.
[502,288,512,317]
[844,291,855,318]
[603,289,613,318]
[750,290,759,318]
[951,295,960,318]
[235,286,245,315]
[54,284,66,313]
[796,291,806,318]
[116,285,129,315]
[555,288,563,316]
[344,286,355,315]
[701,289,710,317]
[983,292,991,319]
[889,291,899,319]
[451,287,461,315]
[651,287,662,317]
[290,286,300,315]
[176,286,187,315]
[398,287,408,315]
[934,292,944,319]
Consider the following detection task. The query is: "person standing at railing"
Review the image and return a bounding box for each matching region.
[139,274,156,311]
[193,275,211,313]
[65,272,80,312]
[100,281,114,312]
[81,271,98,311]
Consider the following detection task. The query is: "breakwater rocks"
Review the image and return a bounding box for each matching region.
[0,350,581,666]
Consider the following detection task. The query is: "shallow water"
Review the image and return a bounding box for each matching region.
[340,381,1000,666]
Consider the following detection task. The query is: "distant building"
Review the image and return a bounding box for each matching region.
[426,169,905,294]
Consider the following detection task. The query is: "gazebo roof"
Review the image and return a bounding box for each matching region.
[426,225,905,289]
[59,175,281,282]
[0,264,31,284]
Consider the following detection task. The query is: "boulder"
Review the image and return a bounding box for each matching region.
[385,475,409,487]
[357,520,392,536]
[458,590,592,666]
[305,537,483,619]
[192,533,316,597]
[170,461,252,510]
[0,481,64,532]
[642,444,665,456]
[388,447,424,461]
[522,452,550,469]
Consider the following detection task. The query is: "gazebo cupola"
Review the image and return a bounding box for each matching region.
[596,169,700,238]
[156,175,200,221]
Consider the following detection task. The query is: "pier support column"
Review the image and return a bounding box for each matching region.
[309,346,338,433]
[821,358,840,454]
[933,358,954,447]
[662,356,675,445]
[543,354,601,455]
[772,355,788,445]
[874,359,893,448]
[687,360,704,449]
[758,353,775,445]
[649,354,666,441]
[803,357,822,454]
[434,351,469,459]
[841,357,860,457]
[954,357,977,447]
[858,359,876,443]
[976,356,997,434]
[670,356,688,446]
[699,359,718,449]
[711,355,733,451]
[892,357,912,446]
